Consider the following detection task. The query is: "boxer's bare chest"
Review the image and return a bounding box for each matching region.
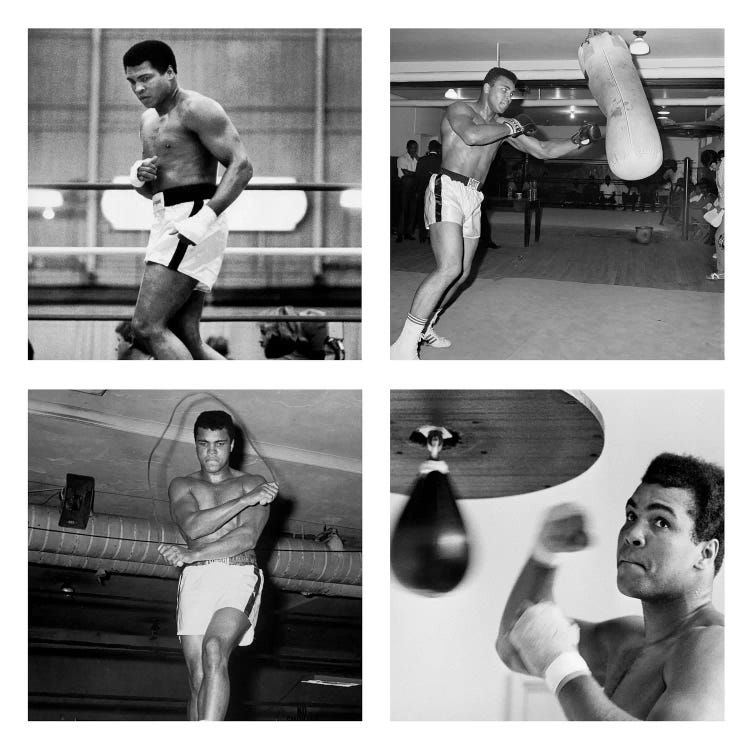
[442,108,502,179]
[604,641,672,718]
[141,111,206,168]
[188,477,246,540]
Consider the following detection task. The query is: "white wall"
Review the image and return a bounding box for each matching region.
[390,390,724,720]
[390,107,443,156]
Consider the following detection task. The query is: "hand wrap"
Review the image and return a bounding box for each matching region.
[509,601,590,692]
[129,159,147,188]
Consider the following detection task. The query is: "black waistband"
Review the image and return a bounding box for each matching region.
[439,168,483,191]
[161,183,216,207]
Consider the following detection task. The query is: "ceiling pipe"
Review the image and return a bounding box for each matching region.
[390,97,724,108]
[28,505,362,597]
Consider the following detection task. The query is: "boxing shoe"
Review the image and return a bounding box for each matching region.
[420,327,452,348]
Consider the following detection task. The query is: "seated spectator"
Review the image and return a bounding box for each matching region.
[260,307,344,360]
[688,179,717,241]
[115,320,153,360]
[623,182,639,211]
[598,175,616,208]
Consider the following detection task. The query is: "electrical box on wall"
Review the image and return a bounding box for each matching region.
[58,474,95,529]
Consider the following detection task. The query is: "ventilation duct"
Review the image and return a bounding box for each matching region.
[28,505,361,598]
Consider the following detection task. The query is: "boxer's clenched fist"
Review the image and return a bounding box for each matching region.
[509,600,581,677]
[246,481,279,506]
[532,502,590,567]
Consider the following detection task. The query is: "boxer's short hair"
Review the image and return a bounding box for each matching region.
[642,453,724,572]
[123,40,177,74]
[194,410,235,440]
[483,67,518,88]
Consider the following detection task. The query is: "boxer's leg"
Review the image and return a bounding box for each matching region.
[169,289,225,360]
[132,262,197,359]
[433,235,481,314]
[198,607,250,721]
[181,635,204,721]
[390,221,463,359]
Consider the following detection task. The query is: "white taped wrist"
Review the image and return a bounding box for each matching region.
[129,159,146,188]
[544,652,590,694]
[531,543,559,568]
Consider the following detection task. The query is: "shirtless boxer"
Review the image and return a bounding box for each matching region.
[390,67,601,359]
[495,453,724,720]
[157,410,278,721]
[124,40,253,359]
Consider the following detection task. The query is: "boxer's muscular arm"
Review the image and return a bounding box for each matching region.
[133,113,156,199]
[168,475,274,541]
[189,476,273,560]
[184,96,252,215]
[447,103,514,146]
[190,505,271,560]
[507,134,580,160]
[497,558,556,672]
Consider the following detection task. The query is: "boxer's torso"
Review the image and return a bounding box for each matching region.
[176,469,265,548]
[140,89,219,192]
[440,101,505,184]
[603,606,723,719]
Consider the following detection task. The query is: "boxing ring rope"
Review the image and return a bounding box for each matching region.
[29,246,360,257]
[29,312,360,323]
[29,182,360,192]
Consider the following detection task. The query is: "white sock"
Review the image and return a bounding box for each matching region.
[393,313,427,348]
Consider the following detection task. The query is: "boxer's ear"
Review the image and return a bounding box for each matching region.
[696,539,719,570]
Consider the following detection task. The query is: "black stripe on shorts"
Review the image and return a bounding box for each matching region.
[168,199,203,271]
[435,174,442,222]
[243,566,263,616]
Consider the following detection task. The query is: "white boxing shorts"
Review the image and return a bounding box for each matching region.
[177,559,264,647]
[424,172,484,239]
[146,183,229,293]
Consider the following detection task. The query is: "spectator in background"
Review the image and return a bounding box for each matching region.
[701,149,724,280]
[622,183,639,211]
[206,335,230,358]
[396,140,419,242]
[598,175,616,208]
[115,320,153,360]
[415,140,442,243]
[688,179,717,242]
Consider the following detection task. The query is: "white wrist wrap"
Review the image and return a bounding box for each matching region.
[129,159,146,188]
[531,543,560,568]
[544,652,590,694]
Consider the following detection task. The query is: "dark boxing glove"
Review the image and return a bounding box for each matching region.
[504,114,538,138]
[571,123,602,148]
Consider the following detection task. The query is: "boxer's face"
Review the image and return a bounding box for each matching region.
[125,61,174,108]
[487,76,515,114]
[616,483,709,600]
[195,427,233,473]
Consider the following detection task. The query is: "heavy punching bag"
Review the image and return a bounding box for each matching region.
[578,29,662,180]
[391,459,470,596]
